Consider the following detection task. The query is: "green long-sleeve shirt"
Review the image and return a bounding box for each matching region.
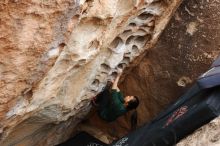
[99,89,127,122]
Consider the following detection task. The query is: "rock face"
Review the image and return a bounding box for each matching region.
[121,0,220,126]
[78,0,220,144]
[0,0,182,145]
[122,0,220,144]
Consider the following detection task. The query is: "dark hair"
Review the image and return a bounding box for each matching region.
[130,110,138,130]
[126,96,139,111]
[126,96,139,130]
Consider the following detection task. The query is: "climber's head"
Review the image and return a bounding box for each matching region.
[124,96,139,110]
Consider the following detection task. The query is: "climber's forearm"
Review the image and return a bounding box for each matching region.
[112,73,121,91]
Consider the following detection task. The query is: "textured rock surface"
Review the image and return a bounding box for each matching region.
[121,0,220,126]
[0,0,182,145]
[174,0,220,145]
[123,0,220,144]
[79,0,220,144]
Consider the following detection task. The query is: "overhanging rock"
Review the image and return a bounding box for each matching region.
[0,0,182,145]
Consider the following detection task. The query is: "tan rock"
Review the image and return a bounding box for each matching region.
[81,0,220,144]
[0,0,182,145]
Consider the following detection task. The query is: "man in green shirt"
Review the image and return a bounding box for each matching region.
[92,69,139,122]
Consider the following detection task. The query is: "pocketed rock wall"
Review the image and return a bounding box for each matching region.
[0,0,182,145]
[79,0,220,143]
[121,0,220,145]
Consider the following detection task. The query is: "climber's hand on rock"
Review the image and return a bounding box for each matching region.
[109,78,114,83]
[112,68,122,91]
[117,68,123,76]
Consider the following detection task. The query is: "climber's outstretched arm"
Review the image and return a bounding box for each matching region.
[112,69,122,92]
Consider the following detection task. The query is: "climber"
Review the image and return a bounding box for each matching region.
[92,68,139,126]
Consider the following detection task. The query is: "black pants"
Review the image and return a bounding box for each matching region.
[96,89,112,112]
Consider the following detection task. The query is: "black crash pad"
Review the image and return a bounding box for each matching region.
[57,132,107,146]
